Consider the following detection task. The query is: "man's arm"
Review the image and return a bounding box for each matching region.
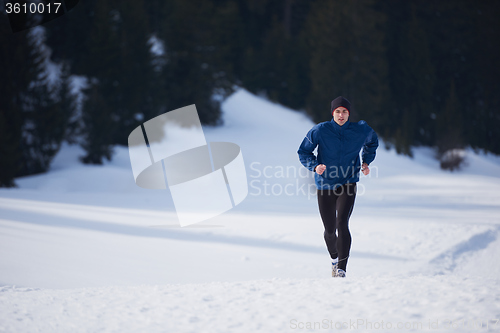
[361,128,379,166]
[297,127,319,172]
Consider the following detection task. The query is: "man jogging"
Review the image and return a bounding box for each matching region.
[297,96,378,278]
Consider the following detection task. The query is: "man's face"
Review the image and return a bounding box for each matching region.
[333,107,349,126]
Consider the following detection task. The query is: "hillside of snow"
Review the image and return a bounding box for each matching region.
[1,89,500,332]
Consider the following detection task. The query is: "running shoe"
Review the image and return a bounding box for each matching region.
[336,269,346,278]
[331,259,339,277]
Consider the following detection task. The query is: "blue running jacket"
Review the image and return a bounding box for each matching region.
[297,119,379,190]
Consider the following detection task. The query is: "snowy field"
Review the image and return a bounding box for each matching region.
[1,89,500,332]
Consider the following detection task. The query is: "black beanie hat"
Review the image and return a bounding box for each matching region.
[331,96,351,114]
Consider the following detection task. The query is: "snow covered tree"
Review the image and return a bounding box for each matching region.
[17,29,71,176]
[0,16,71,186]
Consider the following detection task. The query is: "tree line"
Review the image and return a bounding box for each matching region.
[1,0,499,186]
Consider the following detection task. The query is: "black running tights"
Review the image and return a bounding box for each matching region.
[317,183,356,271]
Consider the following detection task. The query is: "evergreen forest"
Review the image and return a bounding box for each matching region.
[1,0,499,187]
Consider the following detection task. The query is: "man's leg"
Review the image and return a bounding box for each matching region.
[335,183,357,271]
[317,189,339,260]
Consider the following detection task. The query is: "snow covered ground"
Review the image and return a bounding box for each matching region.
[1,89,500,332]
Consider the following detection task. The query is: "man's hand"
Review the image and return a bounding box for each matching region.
[315,164,326,175]
[361,163,370,176]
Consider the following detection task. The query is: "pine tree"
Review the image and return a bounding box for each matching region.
[57,63,79,143]
[436,80,464,170]
[158,0,236,125]
[17,28,70,176]
[109,0,159,145]
[78,0,119,163]
[44,0,100,73]
[79,83,115,163]
[46,0,164,163]
[0,13,26,187]
[420,0,500,156]
[381,2,435,155]
[467,0,500,155]
[304,0,388,125]
[239,0,312,110]
[1,14,68,186]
